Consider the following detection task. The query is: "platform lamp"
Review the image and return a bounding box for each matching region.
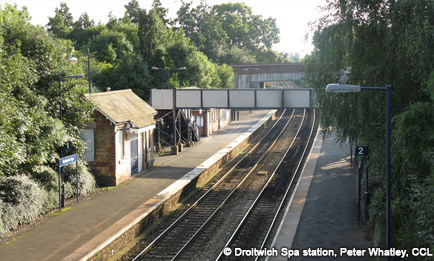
[70,48,91,93]
[325,83,392,257]
[58,73,84,210]
[151,66,187,89]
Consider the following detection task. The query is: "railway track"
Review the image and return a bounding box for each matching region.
[121,108,316,261]
[216,109,316,261]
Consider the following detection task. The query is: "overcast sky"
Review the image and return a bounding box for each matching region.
[2,0,326,55]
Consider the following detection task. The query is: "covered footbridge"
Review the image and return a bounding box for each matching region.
[150,88,311,154]
[230,63,305,89]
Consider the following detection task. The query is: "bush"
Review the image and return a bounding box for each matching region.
[31,165,59,191]
[0,176,47,236]
[0,4,97,238]
[63,160,96,195]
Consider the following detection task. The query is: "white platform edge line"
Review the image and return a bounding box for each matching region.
[266,128,323,261]
[156,110,276,197]
[71,110,276,261]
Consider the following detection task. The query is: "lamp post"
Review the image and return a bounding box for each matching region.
[70,48,92,93]
[58,73,84,210]
[326,83,392,257]
[151,66,186,89]
[151,66,186,153]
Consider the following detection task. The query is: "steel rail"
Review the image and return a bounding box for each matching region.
[169,110,301,260]
[254,109,316,261]
[215,110,314,260]
[132,109,292,261]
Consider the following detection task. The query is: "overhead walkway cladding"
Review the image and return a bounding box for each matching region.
[230,63,305,89]
[150,88,311,110]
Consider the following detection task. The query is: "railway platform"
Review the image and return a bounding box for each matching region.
[269,131,372,260]
[0,110,275,261]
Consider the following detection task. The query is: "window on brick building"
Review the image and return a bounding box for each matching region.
[116,130,124,160]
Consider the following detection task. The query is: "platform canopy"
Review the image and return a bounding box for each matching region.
[150,88,311,110]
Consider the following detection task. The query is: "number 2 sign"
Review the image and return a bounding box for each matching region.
[356,146,369,156]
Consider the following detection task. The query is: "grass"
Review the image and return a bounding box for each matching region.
[50,207,72,217]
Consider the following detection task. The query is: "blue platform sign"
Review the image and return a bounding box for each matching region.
[60,154,78,167]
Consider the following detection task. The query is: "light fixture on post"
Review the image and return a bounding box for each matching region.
[70,48,92,93]
[70,56,78,64]
[151,66,187,89]
[325,83,392,258]
[58,73,84,210]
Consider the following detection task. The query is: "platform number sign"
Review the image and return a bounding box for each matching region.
[356,146,369,156]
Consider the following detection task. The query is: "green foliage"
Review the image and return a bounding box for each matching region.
[0,3,95,237]
[151,0,169,25]
[255,49,291,64]
[213,3,280,51]
[123,0,141,24]
[44,1,240,95]
[219,46,257,64]
[0,176,48,235]
[216,64,235,89]
[47,2,74,39]
[305,0,434,250]
[88,28,133,63]
[62,161,96,196]
[70,13,99,47]
[176,1,283,64]
[393,102,434,176]
[108,20,139,51]
[93,53,151,98]
[138,8,167,64]
[175,1,227,62]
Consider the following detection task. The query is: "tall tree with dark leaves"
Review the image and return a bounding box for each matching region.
[47,2,74,39]
[138,8,166,66]
[176,1,280,63]
[152,0,169,25]
[124,0,141,24]
[70,13,96,46]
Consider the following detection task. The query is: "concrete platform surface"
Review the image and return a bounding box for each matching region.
[0,110,274,261]
[269,131,372,260]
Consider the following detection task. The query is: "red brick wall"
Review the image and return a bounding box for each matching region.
[88,111,117,186]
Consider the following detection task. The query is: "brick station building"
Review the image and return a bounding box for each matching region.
[83,89,157,186]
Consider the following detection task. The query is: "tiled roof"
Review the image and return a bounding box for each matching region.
[85,89,157,128]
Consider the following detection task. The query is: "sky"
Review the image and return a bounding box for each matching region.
[1,0,327,55]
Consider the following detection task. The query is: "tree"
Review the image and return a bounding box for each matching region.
[152,0,169,25]
[175,1,228,62]
[219,46,257,64]
[255,49,291,63]
[70,13,97,46]
[304,0,434,250]
[216,63,235,89]
[138,8,167,65]
[88,28,134,63]
[47,2,74,39]
[124,0,141,24]
[0,3,95,237]
[92,54,151,99]
[212,3,280,52]
[175,1,281,64]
